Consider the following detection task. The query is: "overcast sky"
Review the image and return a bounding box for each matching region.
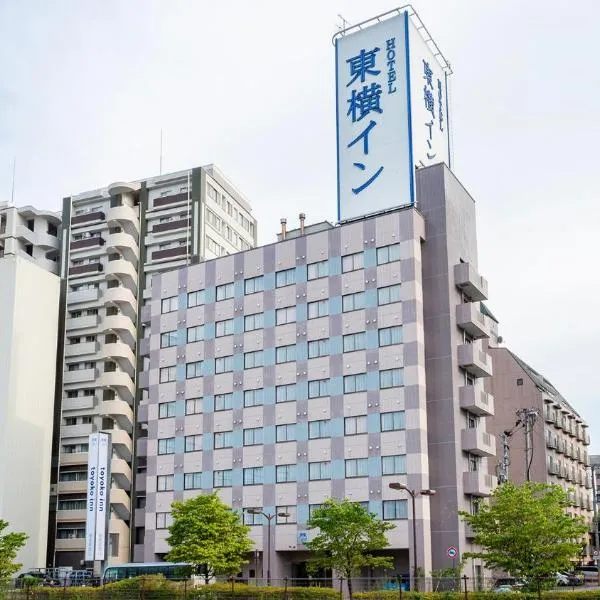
[1,1,598,451]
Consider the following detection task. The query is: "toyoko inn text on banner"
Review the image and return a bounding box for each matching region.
[335,9,451,221]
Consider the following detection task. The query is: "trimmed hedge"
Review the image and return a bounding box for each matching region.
[355,592,600,600]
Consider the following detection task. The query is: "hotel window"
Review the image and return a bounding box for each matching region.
[276,383,296,403]
[308,379,329,399]
[186,361,203,379]
[345,458,368,478]
[381,411,405,431]
[383,500,408,520]
[158,438,175,455]
[185,398,202,415]
[215,393,233,411]
[379,326,403,347]
[276,423,296,442]
[159,366,176,383]
[244,350,264,369]
[309,461,331,481]
[187,290,205,308]
[184,472,202,490]
[276,344,296,364]
[309,504,323,518]
[185,434,202,452]
[158,401,176,419]
[344,373,367,393]
[376,244,401,265]
[276,464,297,483]
[307,260,328,280]
[161,296,178,314]
[157,474,174,491]
[213,469,232,487]
[243,427,263,446]
[379,368,403,389]
[276,268,295,288]
[308,339,329,359]
[244,276,264,295]
[215,319,234,337]
[216,282,234,301]
[343,332,366,352]
[276,506,297,524]
[243,467,263,486]
[378,284,401,306]
[187,325,204,343]
[156,512,173,529]
[243,508,263,525]
[382,454,406,475]
[160,331,178,348]
[276,306,296,325]
[215,355,233,374]
[345,415,367,435]
[342,291,365,312]
[214,431,233,449]
[308,299,329,319]
[342,252,364,273]
[244,312,264,331]
[244,388,264,407]
[308,419,330,439]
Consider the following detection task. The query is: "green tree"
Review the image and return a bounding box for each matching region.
[0,519,28,583]
[460,482,588,584]
[166,493,253,583]
[306,499,394,598]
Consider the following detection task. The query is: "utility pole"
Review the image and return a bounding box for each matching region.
[516,408,539,481]
[497,432,511,484]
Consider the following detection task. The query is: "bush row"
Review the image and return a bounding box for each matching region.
[355,592,600,600]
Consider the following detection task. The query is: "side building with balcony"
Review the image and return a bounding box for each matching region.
[134,163,496,581]
[485,347,593,528]
[50,165,257,569]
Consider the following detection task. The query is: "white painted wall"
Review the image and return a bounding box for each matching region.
[0,255,60,571]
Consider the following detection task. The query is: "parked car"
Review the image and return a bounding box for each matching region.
[575,566,599,582]
[557,571,584,586]
[493,584,519,593]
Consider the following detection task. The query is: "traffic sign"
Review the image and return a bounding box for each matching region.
[447,546,458,559]
[593,550,599,557]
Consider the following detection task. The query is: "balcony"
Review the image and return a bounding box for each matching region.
[108,429,133,461]
[139,336,150,357]
[56,509,87,523]
[151,217,191,234]
[461,428,496,457]
[55,537,85,551]
[105,258,138,284]
[111,458,132,490]
[65,341,98,357]
[57,480,87,494]
[151,245,189,261]
[141,304,151,324]
[100,399,134,433]
[100,343,136,374]
[459,386,494,416]
[69,262,103,277]
[103,285,137,309]
[456,303,491,339]
[96,370,135,404]
[110,487,131,520]
[71,211,105,227]
[102,314,137,347]
[66,314,99,331]
[59,452,88,466]
[454,262,488,301]
[463,471,497,496]
[60,422,93,439]
[107,204,139,229]
[464,523,476,539]
[68,287,100,304]
[458,342,493,378]
[106,232,139,263]
[152,192,188,209]
[70,236,105,251]
[108,181,140,196]
[63,368,97,385]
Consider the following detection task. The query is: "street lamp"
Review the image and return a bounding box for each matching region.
[248,509,290,585]
[388,483,436,591]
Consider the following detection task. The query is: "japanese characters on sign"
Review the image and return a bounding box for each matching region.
[335,11,450,221]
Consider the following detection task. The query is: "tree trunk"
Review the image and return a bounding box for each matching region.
[347,576,353,599]
[204,564,210,585]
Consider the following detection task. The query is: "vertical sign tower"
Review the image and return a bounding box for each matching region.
[334,7,452,221]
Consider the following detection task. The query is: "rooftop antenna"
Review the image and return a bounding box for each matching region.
[337,14,351,34]
[159,129,164,175]
[10,157,16,206]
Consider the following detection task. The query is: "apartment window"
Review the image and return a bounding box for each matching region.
[379,368,403,389]
[216,283,234,301]
[187,290,205,308]
[244,312,264,331]
[308,299,329,319]
[184,472,202,490]
[158,402,176,419]
[59,470,87,482]
[276,423,296,442]
[207,184,217,200]
[185,434,202,452]
[346,458,369,478]
[215,356,233,374]
[344,373,367,393]
[66,391,78,399]
[244,388,264,407]
[185,398,202,415]
[213,469,232,488]
[382,454,406,475]
[243,467,263,486]
[187,325,204,343]
[214,431,233,449]
[64,417,77,426]
[379,326,403,347]
[378,284,401,306]
[161,296,178,313]
[158,438,175,455]
[309,461,331,481]
[276,306,296,325]
[276,464,297,483]
[244,427,263,446]
[243,508,263,526]
[159,366,176,383]
[156,512,173,529]
[307,260,328,280]
[276,268,295,288]
[381,411,405,431]
[345,415,367,435]
[308,379,329,399]
[468,454,480,472]
[215,393,233,411]
[244,350,264,369]
[383,500,408,520]
[57,526,86,540]
[62,443,88,454]
[376,244,401,265]
[309,504,323,518]
[157,474,174,491]
[276,383,296,403]
[58,499,86,510]
[343,332,366,352]
[276,506,297,524]
[186,361,203,379]
[216,319,234,337]
[342,252,364,273]
[161,331,178,348]
[342,291,365,312]
[308,339,329,359]
[276,344,296,364]
[244,276,264,295]
[309,419,330,439]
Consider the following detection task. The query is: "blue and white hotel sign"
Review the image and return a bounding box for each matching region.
[335,11,451,221]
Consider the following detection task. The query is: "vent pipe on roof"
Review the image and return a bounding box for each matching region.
[280,218,287,239]
[299,213,306,235]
